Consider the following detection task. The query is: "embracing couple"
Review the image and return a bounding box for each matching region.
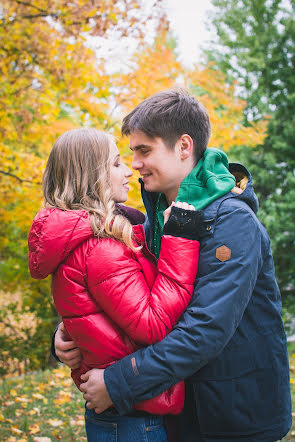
[28,89,291,442]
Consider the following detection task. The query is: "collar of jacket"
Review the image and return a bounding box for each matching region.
[140,159,259,233]
[115,203,145,225]
[176,147,236,210]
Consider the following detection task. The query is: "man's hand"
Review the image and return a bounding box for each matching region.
[80,369,113,414]
[55,322,81,369]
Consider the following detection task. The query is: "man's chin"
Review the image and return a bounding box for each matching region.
[143,182,157,193]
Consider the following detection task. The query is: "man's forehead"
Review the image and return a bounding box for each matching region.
[129,132,166,151]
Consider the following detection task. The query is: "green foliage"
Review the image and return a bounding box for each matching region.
[207,0,295,297]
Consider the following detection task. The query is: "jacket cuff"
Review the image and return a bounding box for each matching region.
[163,206,204,241]
[51,326,62,363]
[104,357,135,415]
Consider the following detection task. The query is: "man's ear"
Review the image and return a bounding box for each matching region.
[179,134,194,160]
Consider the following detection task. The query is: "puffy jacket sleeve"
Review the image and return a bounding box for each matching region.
[103,201,266,414]
[87,232,199,345]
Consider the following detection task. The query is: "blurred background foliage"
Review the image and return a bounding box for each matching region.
[0,0,294,375]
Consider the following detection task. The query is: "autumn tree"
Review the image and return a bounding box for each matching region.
[0,0,165,373]
[113,30,266,210]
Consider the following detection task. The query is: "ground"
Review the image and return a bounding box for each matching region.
[0,360,294,441]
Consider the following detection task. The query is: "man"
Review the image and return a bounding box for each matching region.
[54,89,291,441]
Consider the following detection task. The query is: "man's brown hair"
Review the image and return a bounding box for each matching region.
[122,89,211,162]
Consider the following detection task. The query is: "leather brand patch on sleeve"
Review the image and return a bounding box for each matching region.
[131,357,139,376]
[216,245,231,262]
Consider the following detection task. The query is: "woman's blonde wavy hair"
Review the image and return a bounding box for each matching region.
[43,128,137,250]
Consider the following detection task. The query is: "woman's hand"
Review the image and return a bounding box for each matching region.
[55,322,82,370]
[164,201,195,224]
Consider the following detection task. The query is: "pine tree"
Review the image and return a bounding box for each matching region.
[206,0,295,297]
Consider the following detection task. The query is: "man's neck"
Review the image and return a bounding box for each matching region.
[165,191,178,206]
[164,161,197,205]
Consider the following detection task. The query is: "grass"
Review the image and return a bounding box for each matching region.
[0,366,86,441]
[283,350,295,441]
[0,359,294,441]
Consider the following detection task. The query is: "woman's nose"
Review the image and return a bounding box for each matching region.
[125,164,133,177]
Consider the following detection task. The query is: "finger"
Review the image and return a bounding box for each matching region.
[56,349,80,362]
[94,408,102,414]
[57,340,78,351]
[79,382,87,392]
[163,206,172,224]
[175,201,188,208]
[80,371,90,381]
[86,401,94,410]
[65,358,81,370]
[58,322,65,332]
[68,362,80,370]
[64,348,81,358]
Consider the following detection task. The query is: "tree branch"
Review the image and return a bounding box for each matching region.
[15,1,48,14]
[0,170,41,185]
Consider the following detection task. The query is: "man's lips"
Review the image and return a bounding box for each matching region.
[141,173,152,180]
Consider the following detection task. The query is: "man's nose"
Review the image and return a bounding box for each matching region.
[131,155,142,170]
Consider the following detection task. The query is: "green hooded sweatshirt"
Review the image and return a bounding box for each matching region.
[154,148,236,259]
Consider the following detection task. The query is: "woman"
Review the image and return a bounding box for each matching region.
[28,128,202,441]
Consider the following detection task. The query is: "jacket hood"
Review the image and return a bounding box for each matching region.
[176,148,236,210]
[28,204,145,280]
[229,163,259,214]
[28,208,93,279]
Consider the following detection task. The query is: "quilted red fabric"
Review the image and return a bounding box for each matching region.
[28,206,199,414]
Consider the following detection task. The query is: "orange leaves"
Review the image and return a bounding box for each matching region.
[184,64,267,150]
[29,423,41,435]
[54,391,71,405]
[118,30,182,112]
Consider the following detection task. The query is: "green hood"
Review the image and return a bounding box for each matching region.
[176,148,235,210]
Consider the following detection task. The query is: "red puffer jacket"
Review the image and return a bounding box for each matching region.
[28,205,200,415]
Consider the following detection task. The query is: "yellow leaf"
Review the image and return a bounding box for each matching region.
[70,415,84,425]
[48,419,63,427]
[52,429,62,439]
[32,393,44,400]
[33,438,52,442]
[10,389,17,396]
[54,391,71,405]
[29,423,40,434]
[15,396,31,403]
[11,427,23,434]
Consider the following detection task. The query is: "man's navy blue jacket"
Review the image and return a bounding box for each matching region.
[105,163,292,441]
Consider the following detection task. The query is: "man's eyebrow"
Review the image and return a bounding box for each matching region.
[129,144,151,151]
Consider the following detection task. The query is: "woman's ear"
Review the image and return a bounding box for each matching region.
[179,134,194,160]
